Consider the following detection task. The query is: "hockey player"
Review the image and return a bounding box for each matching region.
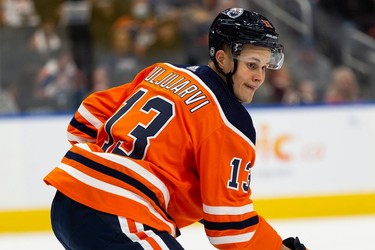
[44,7,307,250]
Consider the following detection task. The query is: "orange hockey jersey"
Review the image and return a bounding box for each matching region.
[44,62,282,249]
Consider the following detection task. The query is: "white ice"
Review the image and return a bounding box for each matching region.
[1,215,374,249]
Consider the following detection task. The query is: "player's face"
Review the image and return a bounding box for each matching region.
[231,45,271,103]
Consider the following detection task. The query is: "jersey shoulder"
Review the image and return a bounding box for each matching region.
[180,64,256,144]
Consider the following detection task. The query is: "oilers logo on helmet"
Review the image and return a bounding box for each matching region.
[225,8,244,19]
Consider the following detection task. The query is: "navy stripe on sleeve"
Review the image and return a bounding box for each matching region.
[69,117,97,138]
[203,215,259,231]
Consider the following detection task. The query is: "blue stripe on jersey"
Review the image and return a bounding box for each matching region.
[203,215,259,231]
[63,150,180,232]
[70,117,97,138]
[185,65,256,145]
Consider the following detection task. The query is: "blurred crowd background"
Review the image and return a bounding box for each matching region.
[0,0,375,114]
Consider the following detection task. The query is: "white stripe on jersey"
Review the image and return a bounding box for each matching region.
[208,231,255,245]
[67,131,96,143]
[134,220,144,232]
[118,217,170,250]
[98,153,171,207]
[118,217,153,249]
[78,103,103,129]
[74,143,171,208]
[57,163,176,236]
[118,217,141,242]
[143,230,170,249]
[203,203,254,215]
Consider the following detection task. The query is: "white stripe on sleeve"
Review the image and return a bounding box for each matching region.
[67,131,96,143]
[78,104,103,129]
[203,203,254,215]
[208,231,255,245]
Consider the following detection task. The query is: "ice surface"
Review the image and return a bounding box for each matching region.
[1,215,374,249]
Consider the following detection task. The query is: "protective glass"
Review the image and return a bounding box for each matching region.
[268,45,284,70]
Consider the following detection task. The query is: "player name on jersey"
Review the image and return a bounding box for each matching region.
[144,65,210,113]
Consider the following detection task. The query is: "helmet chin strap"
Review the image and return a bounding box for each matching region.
[213,58,238,94]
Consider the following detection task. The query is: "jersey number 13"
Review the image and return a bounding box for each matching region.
[102,88,175,159]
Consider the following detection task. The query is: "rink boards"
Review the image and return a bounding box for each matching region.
[1,104,375,232]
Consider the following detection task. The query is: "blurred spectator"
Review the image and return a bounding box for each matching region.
[1,0,375,114]
[288,38,333,101]
[324,65,361,104]
[0,0,45,112]
[1,0,40,27]
[297,80,318,104]
[90,0,129,54]
[33,0,61,24]
[28,18,62,62]
[145,13,185,64]
[179,0,216,65]
[60,0,93,93]
[33,49,87,112]
[253,65,301,105]
[91,66,110,92]
[131,0,152,20]
[268,65,301,104]
[0,84,19,114]
[96,16,145,86]
[129,0,157,56]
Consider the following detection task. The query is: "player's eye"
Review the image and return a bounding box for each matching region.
[246,63,258,70]
[246,62,267,72]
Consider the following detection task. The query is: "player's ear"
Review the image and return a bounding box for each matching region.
[215,50,227,69]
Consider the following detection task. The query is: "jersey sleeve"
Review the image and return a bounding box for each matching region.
[66,64,157,145]
[197,125,282,249]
